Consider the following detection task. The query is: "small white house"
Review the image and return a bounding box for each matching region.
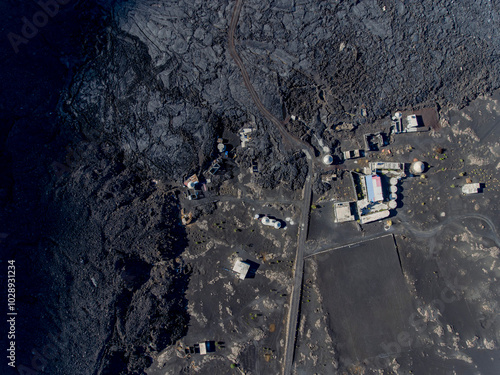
[239,128,253,148]
[406,115,419,131]
[199,342,207,355]
[462,183,481,195]
[233,260,250,280]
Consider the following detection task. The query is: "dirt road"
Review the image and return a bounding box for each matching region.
[228,2,315,373]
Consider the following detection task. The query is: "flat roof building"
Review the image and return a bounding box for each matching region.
[462,183,481,195]
[392,112,427,134]
[391,112,403,133]
[184,174,199,187]
[365,175,384,202]
[239,127,253,148]
[199,342,207,355]
[406,115,419,131]
[334,202,356,223]
[233,260,251,280]
[359,210,390,224]
[370,162,404,172]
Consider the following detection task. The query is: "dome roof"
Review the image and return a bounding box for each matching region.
[411,161,425,174]
[323,155,333,165]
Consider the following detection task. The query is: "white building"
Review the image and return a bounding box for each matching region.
[406,115,420,131]
[233,260,250,280]
[343,149,362,160]
[239,128,253,148]
[334,202,355,223]
[370,162,404,172]
[359,210,390,224]
[323,154,334,165]
[369,162,406,178]
[260,216,282,229]
[392,112,426,134]
[410,161,425,175]
[365,175,384,202]
[199,342,207,355]
[462,183,481,195]
[391,112,403,133]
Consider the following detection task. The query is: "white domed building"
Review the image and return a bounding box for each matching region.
[410,161,425,175]
[323,154,333,165]
[260,216,282,229]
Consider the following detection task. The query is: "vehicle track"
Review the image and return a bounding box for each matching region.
[228,0,315,157]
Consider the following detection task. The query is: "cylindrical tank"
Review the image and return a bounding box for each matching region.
[390,193,397,200]
[390,185,398,193]
[388,200,397,209]
[390,177,398,185]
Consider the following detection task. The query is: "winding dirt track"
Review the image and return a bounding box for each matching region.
[228,2,314,374]
[228,0,314,156]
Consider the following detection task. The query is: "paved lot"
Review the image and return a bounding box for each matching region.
[312,235,414,362]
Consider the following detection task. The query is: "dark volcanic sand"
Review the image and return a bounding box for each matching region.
[2,0,500,374]
[313,235,414,365]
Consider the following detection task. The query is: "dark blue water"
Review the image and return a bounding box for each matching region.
[0,1,113,373]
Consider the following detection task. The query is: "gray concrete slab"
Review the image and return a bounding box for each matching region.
[312,235,414,362]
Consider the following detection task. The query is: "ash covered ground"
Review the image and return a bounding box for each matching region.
[1,0,500,375]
